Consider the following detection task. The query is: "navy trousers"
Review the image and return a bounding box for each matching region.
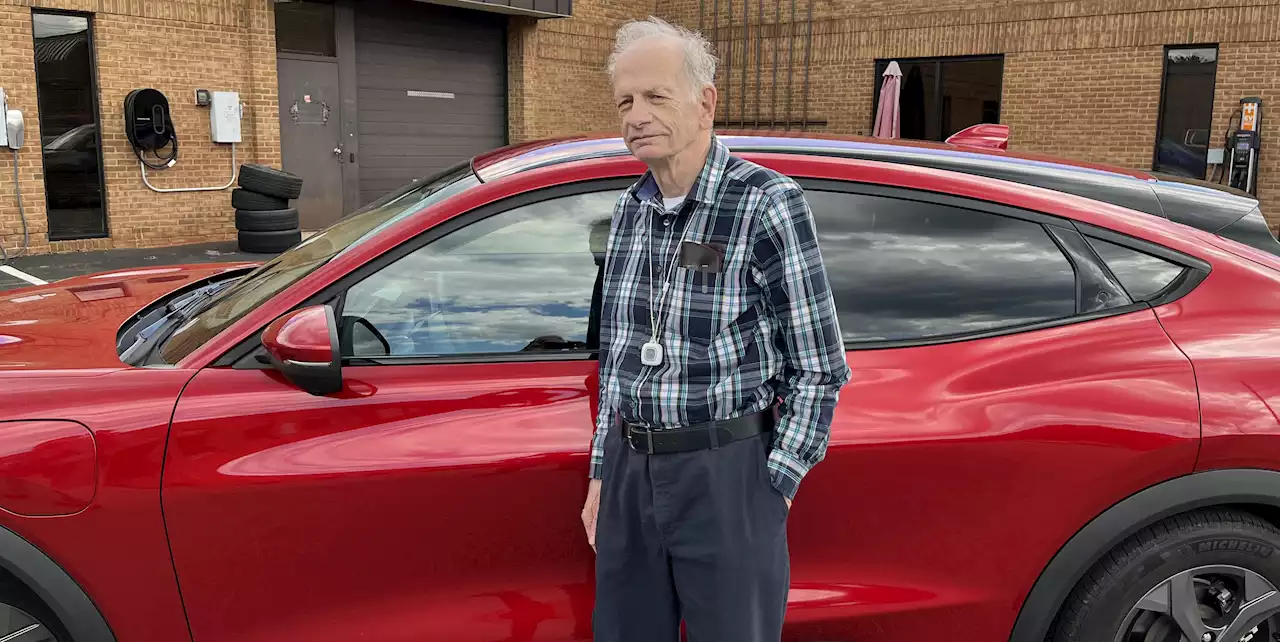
[593,423,790,642]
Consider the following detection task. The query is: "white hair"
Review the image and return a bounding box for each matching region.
[607,17,717,100]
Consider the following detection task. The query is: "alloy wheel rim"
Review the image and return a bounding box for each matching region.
[1115,565,1280,642]
[0,602,50,642]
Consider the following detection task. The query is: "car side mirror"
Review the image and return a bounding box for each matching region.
[261,304,342,396]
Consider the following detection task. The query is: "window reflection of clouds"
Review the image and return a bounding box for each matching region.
[347,191,617,356]
[1086,238,1185,301]
[806,191,1077,343]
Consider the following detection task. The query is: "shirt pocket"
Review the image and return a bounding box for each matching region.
[671,263,743,344]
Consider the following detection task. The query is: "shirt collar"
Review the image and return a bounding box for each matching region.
[628,136,731,211]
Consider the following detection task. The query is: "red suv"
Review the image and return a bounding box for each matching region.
[2,131,1280,642]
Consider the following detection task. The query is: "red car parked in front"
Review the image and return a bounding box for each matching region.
[2,131,1280,642]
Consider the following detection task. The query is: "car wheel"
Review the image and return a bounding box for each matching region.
[235,208,300,232]
[238,228,302,254]
[1053,508,1280,642]
[237,164,304,201]
[0,582,69,641]
[230,188,289,212]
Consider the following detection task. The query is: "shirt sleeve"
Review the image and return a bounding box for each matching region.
[751,184,851,500]
[589,199,627,480]
[589,360,619,479]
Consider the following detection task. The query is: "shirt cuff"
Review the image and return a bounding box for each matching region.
[588,425,607,480]
[766,447,811,500]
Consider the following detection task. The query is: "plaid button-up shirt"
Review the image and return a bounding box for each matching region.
[589,137,851,500]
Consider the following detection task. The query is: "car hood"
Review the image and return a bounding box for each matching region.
[0,262,259,371]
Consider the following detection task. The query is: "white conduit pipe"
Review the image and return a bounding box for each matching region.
[141,143,238,193]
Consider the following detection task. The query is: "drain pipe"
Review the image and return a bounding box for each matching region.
[141,143,238,193]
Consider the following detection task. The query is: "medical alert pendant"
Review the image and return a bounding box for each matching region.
[640,340,664,366]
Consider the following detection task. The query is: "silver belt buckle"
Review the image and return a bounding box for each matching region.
[627,424,653,454]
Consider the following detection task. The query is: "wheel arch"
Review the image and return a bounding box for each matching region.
[0,524,115,642]
[1009,468,1280,642]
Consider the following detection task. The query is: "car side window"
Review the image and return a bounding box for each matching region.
[1085,237,1186,301]
[1046,226,1134,313]
[804,190,1078,343]
[339,190,617,359]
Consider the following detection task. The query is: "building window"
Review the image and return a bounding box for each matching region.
[873,56,1005,142]
[32,11,108,241]
[274,0,336,58]
[1153,45,1218,179]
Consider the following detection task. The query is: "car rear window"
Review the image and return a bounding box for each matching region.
[804,190,1078,344]
[1086,237,1185,301]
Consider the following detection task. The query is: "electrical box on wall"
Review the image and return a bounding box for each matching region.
[209,91,241,143]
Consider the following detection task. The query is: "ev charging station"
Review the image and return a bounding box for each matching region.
[124,87,243,193]
[0,83,243,260]
[0,87,29,262]
[1227,96,1263,195]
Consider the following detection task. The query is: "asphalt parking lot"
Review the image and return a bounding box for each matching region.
[0,241,272,292]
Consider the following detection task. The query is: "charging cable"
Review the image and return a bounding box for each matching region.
[1212,108,1243,185]
[1,148,30,265]
[133,134,178,170]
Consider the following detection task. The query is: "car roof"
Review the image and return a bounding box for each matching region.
[472,130,1260,234]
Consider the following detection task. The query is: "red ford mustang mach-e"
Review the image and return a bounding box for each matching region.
[1,131,1279,642]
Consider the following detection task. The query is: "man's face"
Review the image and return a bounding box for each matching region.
[612,37,714,164]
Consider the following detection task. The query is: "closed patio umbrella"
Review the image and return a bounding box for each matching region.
[873,61,902,139]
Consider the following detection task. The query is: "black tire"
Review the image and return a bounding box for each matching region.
[231,188,289,211]
[1053,508,1280,642]
[237,164,304,200]
[238,228,303,254]
[235,208,299,232]
[0,577,71,642]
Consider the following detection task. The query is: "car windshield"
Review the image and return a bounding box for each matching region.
[159,162,479,364]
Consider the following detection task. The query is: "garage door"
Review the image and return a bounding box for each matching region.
[355,0,507,205]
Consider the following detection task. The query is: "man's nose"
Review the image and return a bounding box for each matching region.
[625,101,653,127]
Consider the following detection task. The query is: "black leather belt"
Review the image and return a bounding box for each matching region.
[620,410,773,454]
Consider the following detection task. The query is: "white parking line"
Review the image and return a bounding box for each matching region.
[0,265,48,286]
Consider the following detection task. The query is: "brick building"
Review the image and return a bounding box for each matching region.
[0,0,278,257]
[521,0,1280,229]
[0,0,1275,258]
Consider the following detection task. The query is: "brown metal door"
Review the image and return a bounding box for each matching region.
[277,57,344,230]
[353,0,506,206]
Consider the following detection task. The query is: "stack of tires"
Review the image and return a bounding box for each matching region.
[233,164,305,254]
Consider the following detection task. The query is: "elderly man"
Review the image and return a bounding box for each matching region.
[580,16,851,642]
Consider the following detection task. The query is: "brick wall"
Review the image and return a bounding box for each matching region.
[0,7,46,259]
[641,0,1280,227]
[507,0,658,142]
[0,0,279,257]
[4,0,1278,257]
[1001,47,1165,171]
[1209,41,1280,224]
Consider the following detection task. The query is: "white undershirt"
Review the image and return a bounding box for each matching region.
[662,194,686,213]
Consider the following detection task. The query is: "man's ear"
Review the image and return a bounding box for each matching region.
[699,85,718,129]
